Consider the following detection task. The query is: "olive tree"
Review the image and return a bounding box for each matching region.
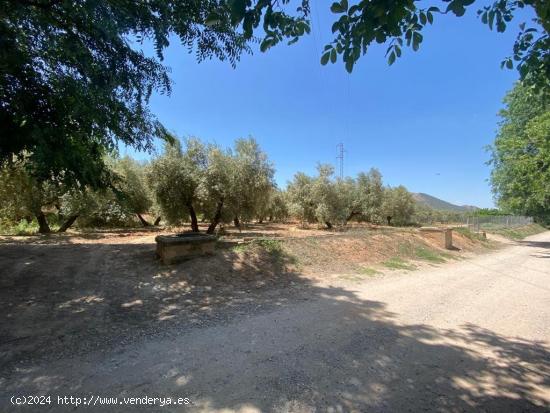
[383,185,416,226]
[197,145,235,234]
[256,188,290,223]
[228,138,275,227]
[311,165,350,228]
[0,157,120,233]
[287,164,349,228]
[147,139,206,232]
[114,157,154,226]
[0,158,58,233]
[286,172,316,225]
[345,168,384,223]
[147,136,276,233]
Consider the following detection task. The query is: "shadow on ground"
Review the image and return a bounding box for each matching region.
[0,240,548,412]
[518,240,550,259]
[0,240,303,368]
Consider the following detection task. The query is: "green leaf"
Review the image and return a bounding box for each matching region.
[229,0,247,24]
[420,13,427,25]
[205,12,222,27]
[260,38,274,52]
[427,11,433,24]
[242,13,253,37]
[321,51,331,65]
[488,10,495,30]
[288,37,299,45]
[506,59,513,69]
[330,49,337,63]
[447,1,466,17]
[412,32,423,51]
[388,51,396,65]
[330,2,345,14]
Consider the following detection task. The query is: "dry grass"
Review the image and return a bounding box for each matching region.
[485,224,547,240]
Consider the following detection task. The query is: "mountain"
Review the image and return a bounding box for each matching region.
[413,193,479,213]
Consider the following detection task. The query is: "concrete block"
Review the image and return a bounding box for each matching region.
[155,233,217,264]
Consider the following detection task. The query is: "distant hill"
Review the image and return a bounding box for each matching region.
[413,193,478,213]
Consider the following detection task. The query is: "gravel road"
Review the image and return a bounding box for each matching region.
[1,231,549,412]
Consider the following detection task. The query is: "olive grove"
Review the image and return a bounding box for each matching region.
[0,136,424,234]
[286,164,416,228]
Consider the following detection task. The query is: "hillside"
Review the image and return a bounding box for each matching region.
[413,193,478,212]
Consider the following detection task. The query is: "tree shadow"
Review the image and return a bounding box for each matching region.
[0,241,549,412]
[517,240,550,258]
[518,240,550,249]
[0,240,303,369]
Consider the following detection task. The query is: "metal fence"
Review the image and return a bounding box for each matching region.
[462,215,533,232]
[414,213,534,230]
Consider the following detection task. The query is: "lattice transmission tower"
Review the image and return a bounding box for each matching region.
[336,142,344,179]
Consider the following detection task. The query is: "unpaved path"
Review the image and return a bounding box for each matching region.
[1,232,549,412]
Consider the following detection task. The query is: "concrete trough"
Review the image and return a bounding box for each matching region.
[419,227,453,249]
[155,233,217,264]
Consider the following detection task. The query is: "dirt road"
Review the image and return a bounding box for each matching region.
[1,232,549,412]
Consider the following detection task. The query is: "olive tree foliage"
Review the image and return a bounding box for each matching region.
[229,138,276,225]
[147,139,205,232]
[256,189,290,222]
[0,158,58,233]
[197,144,237,233]
[58,187,137,230]
[285,166,351,227]
[147,137,275,233]
[346,168,384,223]
[113,157,156,226]
[382,185,416,226]
[412,204,465,225]
[310,165,349,228]
[489,82,550,222]
[287,166,387,227]
[286,171,316,225]
[0,156,136,233]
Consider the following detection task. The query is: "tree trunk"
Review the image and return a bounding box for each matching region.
[58,215,79,232]
[206,199,224,234]
[36,211,51,234]
[153,216,161,226]
[258,217,263,224]
[325,221,333,229]
[346,211,359,222]
[268,215,273,222]
[137,213,151,227]
[233,216,240,228]
[188,203,199,232]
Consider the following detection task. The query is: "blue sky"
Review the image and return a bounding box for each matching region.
[123,1,536,208]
